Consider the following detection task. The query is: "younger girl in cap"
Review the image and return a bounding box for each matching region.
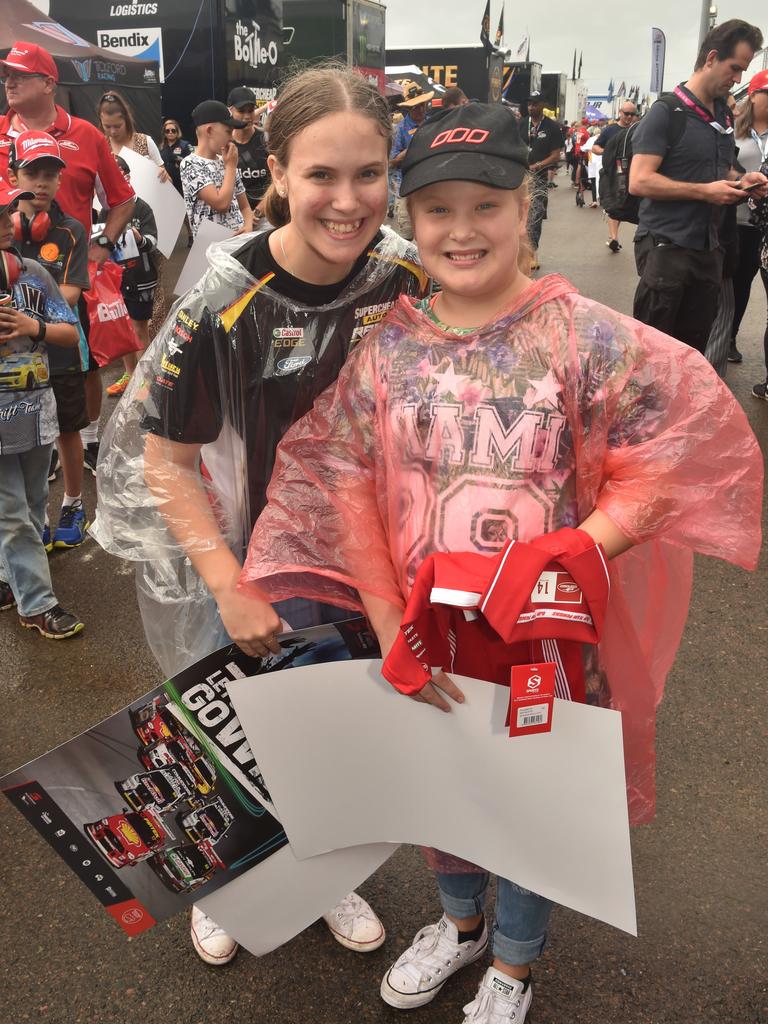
[238,102,761,1023]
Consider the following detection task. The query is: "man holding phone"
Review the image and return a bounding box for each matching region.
[629,19,768,351]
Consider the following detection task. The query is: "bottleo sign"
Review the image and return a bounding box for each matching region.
[233,19,278,69]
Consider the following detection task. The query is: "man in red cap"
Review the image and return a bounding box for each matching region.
[0,41,136,457]
[0,43,134,251]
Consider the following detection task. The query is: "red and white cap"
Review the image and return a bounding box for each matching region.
[0,185,35,212]
[1,42,59,82]
[748,69,768,96]
[10,130,66,168]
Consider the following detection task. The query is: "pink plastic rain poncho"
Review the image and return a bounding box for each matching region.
[240,274,763,826]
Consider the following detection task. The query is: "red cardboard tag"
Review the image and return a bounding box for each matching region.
[508,662,555,737]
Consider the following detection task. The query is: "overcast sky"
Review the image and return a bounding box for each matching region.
[385,0,767,95]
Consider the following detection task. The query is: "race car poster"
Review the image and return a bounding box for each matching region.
[2,619,379,937]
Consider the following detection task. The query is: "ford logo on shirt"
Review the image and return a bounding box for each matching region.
[276,355,312,375]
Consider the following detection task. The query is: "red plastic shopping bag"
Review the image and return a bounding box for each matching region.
[84,261,143,367]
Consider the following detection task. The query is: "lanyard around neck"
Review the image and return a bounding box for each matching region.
[673,86,733,135]
[750,127,768,162]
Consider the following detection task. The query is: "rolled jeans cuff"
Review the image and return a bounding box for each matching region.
[437,881,488,920]
[491,923,548,966]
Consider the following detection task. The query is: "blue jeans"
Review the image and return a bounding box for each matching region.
[436,870,554,966]
[0,444,57,617]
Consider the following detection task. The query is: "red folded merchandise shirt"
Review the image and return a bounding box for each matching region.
[381,528,610,701]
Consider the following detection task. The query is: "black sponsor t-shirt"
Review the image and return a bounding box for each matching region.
[234,129,270,205]
[16,200,89,375]
[524,116,564,169]
[237,229,379,305]
[142,229,426,531]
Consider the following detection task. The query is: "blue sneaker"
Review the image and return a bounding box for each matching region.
[53,503,90,549]
[42,523,52,552]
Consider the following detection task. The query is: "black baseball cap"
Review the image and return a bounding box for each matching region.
[192,100,246,129]
[400,102,529,197]
[528,91,544,103]
[227,86,256,109]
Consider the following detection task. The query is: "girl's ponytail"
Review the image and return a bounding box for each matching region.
[262,183,290,228]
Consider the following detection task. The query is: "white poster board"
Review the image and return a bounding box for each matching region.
[199,842,396,957]
[173,220,232,296]
[229,661,637,935]
[119,147,186,259]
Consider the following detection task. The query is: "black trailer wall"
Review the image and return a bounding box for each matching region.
[48,0,281,136]
[387,45,489,102]
[387,46,542,111]
[1,0,162,134]
[55,79,162,135]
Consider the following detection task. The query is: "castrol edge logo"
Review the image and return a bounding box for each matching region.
[430,128,490,149]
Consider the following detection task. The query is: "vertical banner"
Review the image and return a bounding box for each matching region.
[488,51,505,103]
[650,27,666,95]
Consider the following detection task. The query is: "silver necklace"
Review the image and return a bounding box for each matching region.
[278,228,295,277]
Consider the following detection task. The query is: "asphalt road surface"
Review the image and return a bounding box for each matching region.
[1,175,766,1024]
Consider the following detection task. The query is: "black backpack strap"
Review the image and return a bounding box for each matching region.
[655,92,687,151]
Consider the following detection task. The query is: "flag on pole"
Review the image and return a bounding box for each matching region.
[618,80,626,96]
[650,27,666,94]
[607,79,614,101]
[515,34,529,60]
[494,4,505,47]
[578,52,583,78]
[572,49,577,81]
[480,0,492,52]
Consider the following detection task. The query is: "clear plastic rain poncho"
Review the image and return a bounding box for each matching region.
[239,274,763,826]
[90,229,427,675]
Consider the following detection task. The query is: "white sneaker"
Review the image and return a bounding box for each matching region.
[462,966,532,1023]
[380,914,488,1009]
[322,891,385,952]
[190,905,239,965]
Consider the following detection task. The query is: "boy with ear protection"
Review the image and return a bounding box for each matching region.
[7,130,91,550]
[0,184,84,639]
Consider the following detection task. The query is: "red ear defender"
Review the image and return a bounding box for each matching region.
[0,249,23,291]
[28,211,51,242]
[11,211,52,243]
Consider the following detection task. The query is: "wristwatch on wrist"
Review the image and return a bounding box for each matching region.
[95,234,116,252]
[36,318,47,343]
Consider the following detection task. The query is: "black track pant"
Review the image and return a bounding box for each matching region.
[633,234,723,353]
